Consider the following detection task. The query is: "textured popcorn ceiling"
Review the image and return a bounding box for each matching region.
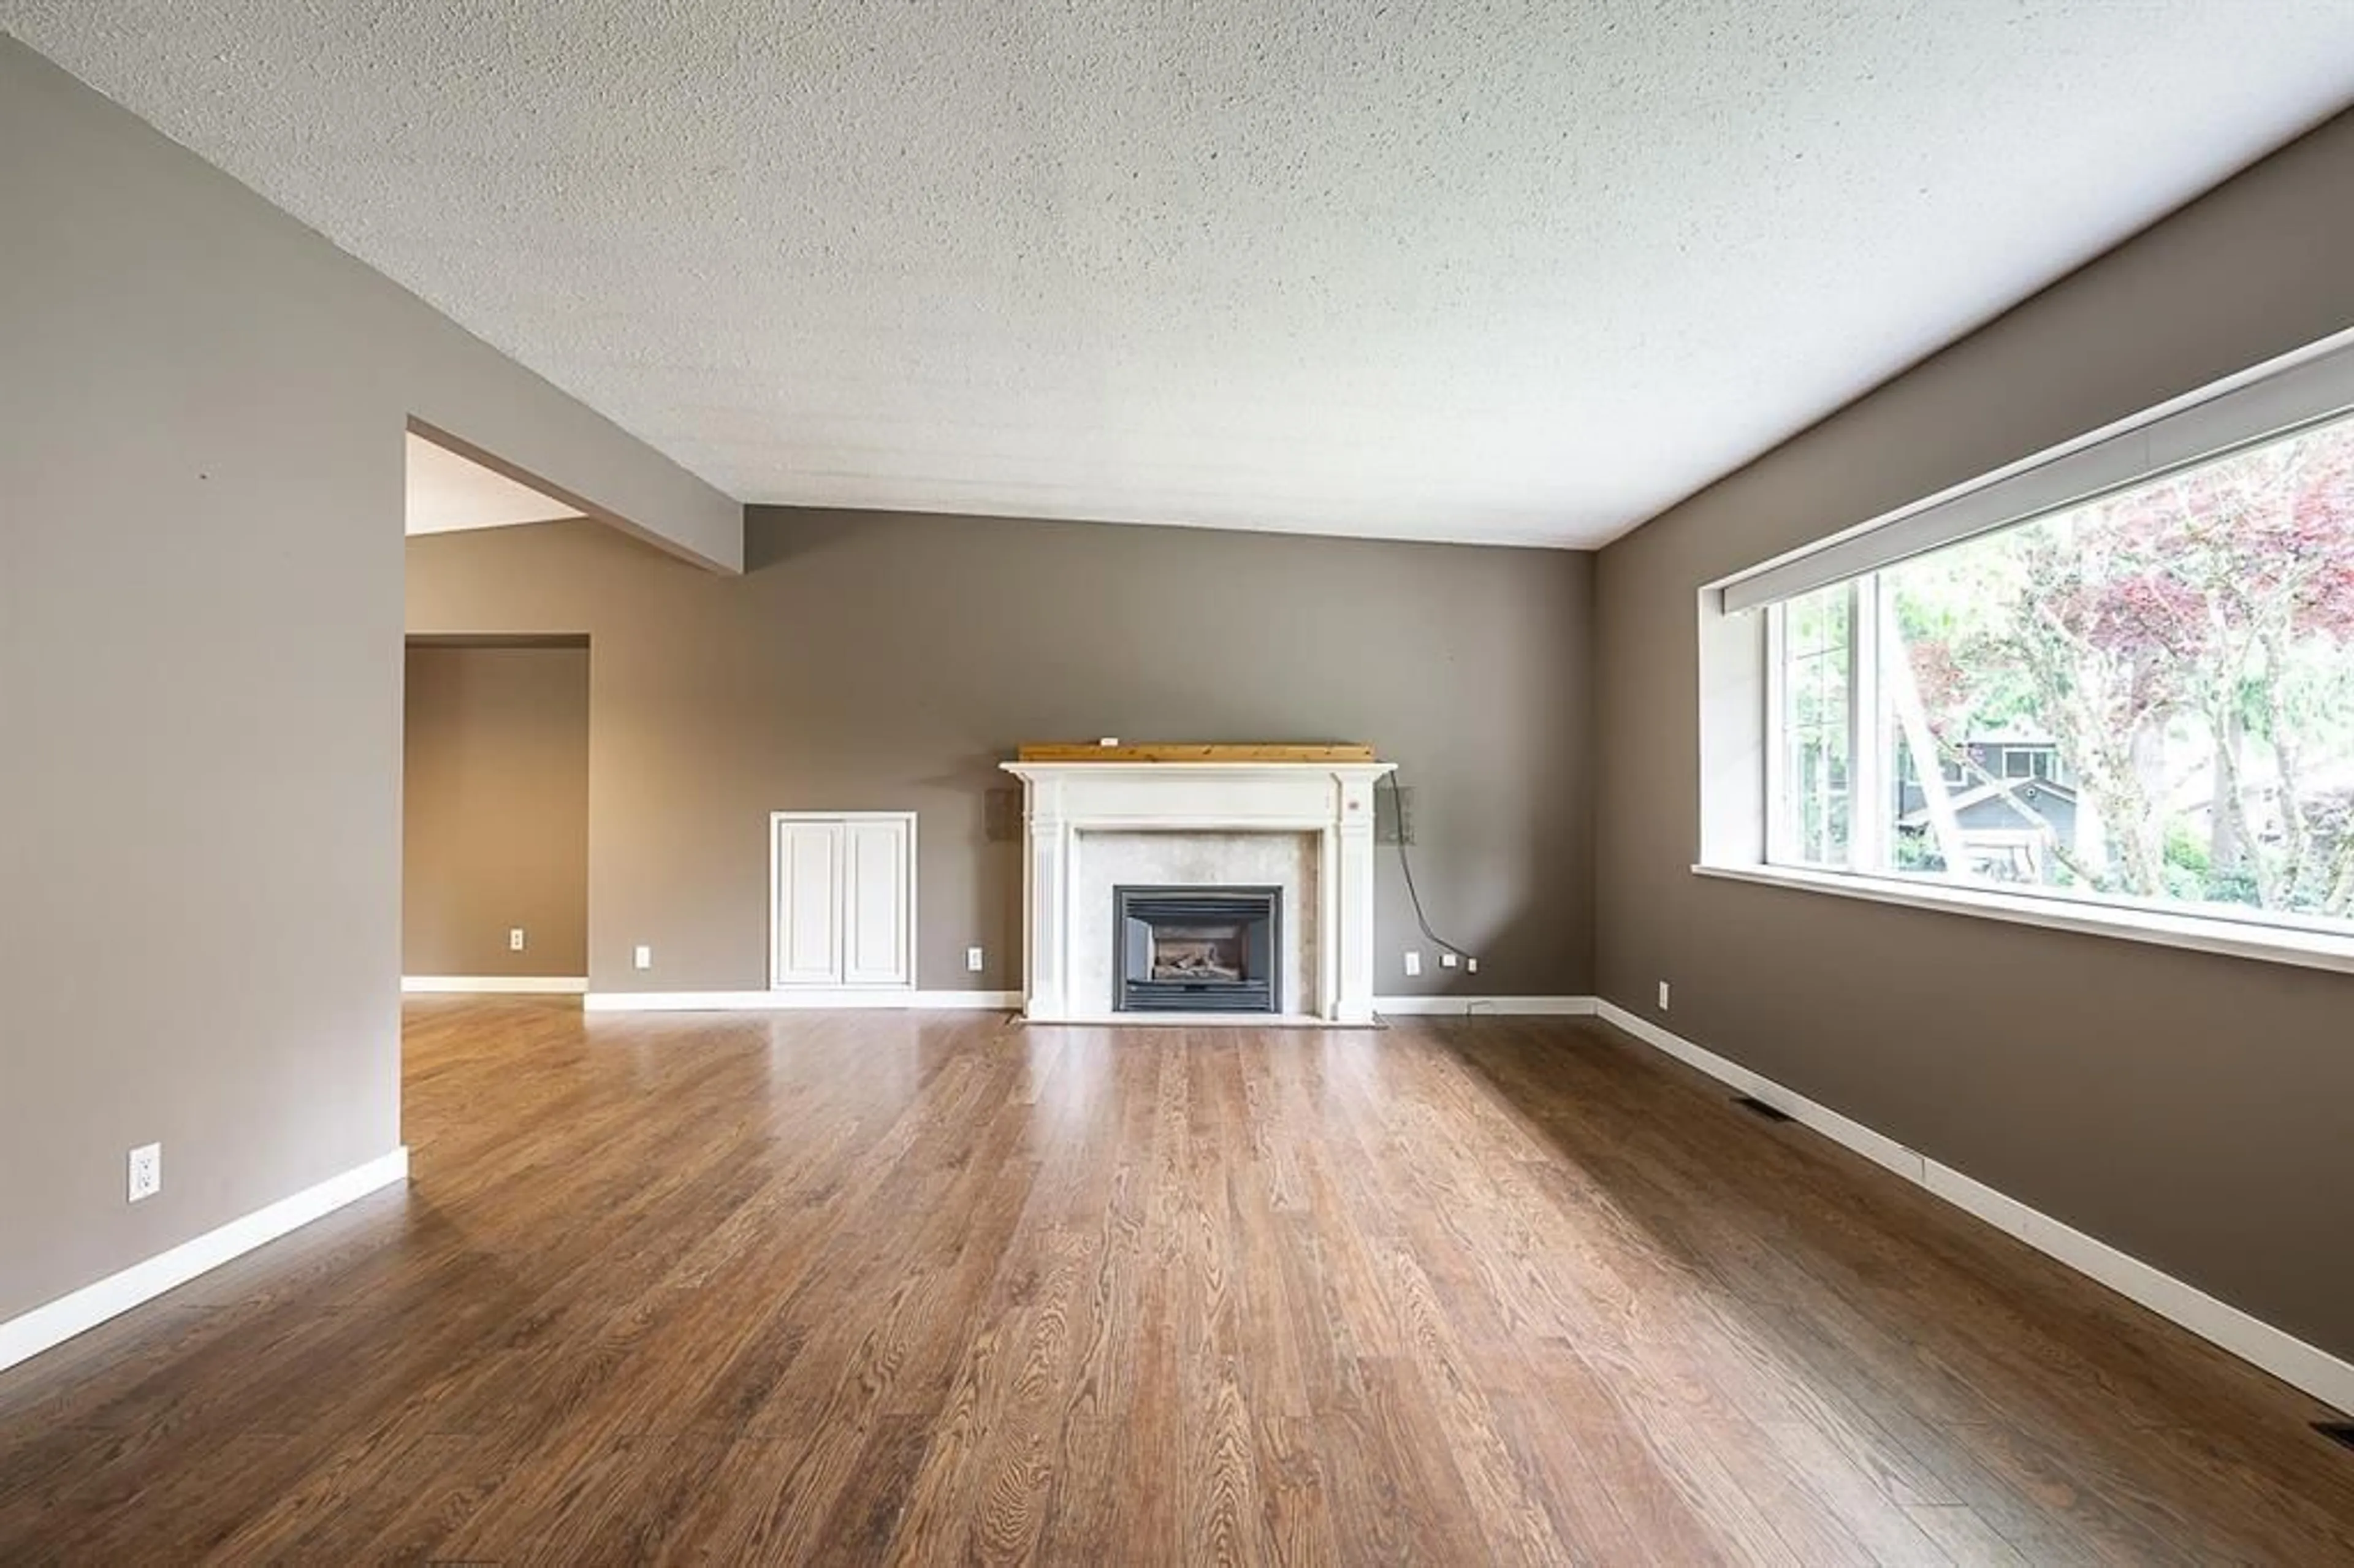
[10,4,2354,547]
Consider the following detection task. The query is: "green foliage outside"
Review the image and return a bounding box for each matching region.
[1880,413,2354,919]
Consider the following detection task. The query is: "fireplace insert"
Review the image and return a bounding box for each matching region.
[1113,886,1281,1013]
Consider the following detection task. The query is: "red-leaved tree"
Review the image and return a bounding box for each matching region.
[1975,423,2354,907]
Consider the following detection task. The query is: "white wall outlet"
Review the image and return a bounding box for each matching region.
[509,927,527,952]
[1658,980,1672,1011]
[128,1143,161,1203]
[966,946,985,973]
[1439,951,1458,969]
[634,945,653,970]
[1466,957,1479,975]
[1403,950,1422,977]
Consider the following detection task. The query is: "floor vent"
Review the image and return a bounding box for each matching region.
[1733,1095,1794,1124]
[2318,1421,2354,1453]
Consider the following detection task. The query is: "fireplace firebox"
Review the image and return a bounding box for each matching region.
[1114,886,1281,1013]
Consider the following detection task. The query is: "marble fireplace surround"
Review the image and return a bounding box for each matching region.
[999,760,1396,1025]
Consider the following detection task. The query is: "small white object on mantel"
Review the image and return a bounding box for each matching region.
[999,754,1395,1026]
[1097,737,1119,747]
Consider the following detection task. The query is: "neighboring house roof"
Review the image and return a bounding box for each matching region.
[1960,723,2059,748]
[1899,778,2078,829]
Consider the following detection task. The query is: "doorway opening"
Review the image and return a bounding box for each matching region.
[401,427,593,997]
[401,634,590,994]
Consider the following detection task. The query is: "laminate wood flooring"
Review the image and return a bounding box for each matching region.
[1,1000,2349,1564]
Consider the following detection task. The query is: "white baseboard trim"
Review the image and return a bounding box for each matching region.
[582,989,1022,1013]
[1593,1000,2354,1416]
[1375,994,1598,1016]
[402,975,588,995]
[0,1146,411,1377]
[1595,1001,1922,1181]
[1026,1011,1358,1029]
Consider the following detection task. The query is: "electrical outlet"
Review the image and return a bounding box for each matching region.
[1466,957,1479,975]
[1440,951,1458,969]
[509,927,527,952]
[634,945,653,970]
[1658,980,1672,1011]
[966,946,985,973]
[128,1143,161,1203]
[1403,950,1422,977]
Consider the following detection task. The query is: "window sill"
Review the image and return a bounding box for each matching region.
[1689,861,2354,979]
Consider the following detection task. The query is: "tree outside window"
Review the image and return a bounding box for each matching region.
[1773,406,2354,926]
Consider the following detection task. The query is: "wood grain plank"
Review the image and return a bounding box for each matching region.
[0,1000,2344,1564]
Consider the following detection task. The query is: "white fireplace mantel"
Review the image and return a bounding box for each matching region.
[1000,760,1396,1025]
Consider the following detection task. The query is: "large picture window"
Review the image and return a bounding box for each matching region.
[1761,402,2354,934]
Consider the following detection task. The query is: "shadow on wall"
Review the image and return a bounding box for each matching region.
[744,510,874,572]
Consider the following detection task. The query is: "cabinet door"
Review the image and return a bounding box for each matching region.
[773,821,844,985]
[841,817,912,987]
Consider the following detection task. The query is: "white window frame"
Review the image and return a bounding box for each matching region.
[1764,577,1888,876]
[1700,325,2354,979]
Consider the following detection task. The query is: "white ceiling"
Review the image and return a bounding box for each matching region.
[403,433,579,536]
[12,4,2354,549]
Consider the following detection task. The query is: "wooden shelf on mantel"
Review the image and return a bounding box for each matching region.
[1013,742,1378,764]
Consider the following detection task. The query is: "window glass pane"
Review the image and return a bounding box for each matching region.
[1868,406,2354,925]
[1775,583,1852,868]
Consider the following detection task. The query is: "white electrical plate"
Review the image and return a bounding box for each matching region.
[128,1142,161,1203]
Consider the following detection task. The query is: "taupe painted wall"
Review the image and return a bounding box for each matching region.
[0,40,734,1325]
[406,511,1595,997]
[403,645,590,977]
[1595,112,2354,1360]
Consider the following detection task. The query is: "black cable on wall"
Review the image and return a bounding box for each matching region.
[1382,767,1465,957]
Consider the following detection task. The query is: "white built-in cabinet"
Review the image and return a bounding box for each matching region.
[769,812,915,989]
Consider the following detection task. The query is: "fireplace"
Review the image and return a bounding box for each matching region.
[1114,886,1281,1013]
[1001,758,1393,1023]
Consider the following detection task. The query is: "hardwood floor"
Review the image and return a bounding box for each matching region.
[2,1002,2350,1564]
